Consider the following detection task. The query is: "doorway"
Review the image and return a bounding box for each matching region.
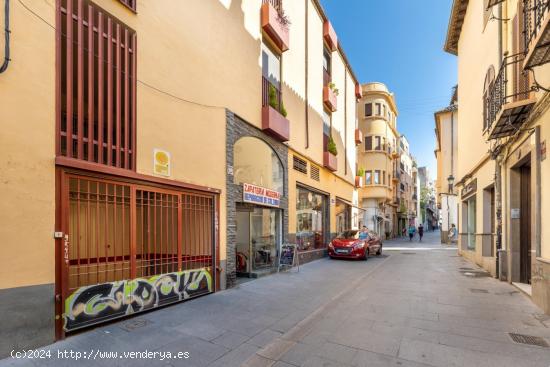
[520,164,531,284]
[236,205,282,278]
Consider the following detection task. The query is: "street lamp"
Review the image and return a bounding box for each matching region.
[447,175,455,194]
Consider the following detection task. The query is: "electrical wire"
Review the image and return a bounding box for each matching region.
[17,0,225,109]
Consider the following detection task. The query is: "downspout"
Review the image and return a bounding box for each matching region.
[495,2,504,279]
[304,0,309,149]
[0,0,10,74]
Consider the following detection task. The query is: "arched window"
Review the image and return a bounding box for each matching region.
[233,137,284,194]
[483,66,495,131]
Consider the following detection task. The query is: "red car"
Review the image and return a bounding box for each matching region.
[328,230,383,260]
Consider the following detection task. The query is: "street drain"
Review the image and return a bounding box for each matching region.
[470,288,489,293]
[460,270,491,278]
[508,333,549,347]
[119,318,150,332]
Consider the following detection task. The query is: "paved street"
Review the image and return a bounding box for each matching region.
[3,231,550,367]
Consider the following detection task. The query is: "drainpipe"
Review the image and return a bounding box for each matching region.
[0,0,10,74]
[495,3,504,279]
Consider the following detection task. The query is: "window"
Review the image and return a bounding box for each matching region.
[119,0,136,11]
[383,104,386,117]
[58,0,137,169]
[262,43,282,111]
[365,136,372,151]
[375,103,382,116]
[374,170,380,184]
[382,137,387,151]
[323,110,331,136]
[374,136,381,150]
[323,48,331,75]
[366,171,372,185]
[365,103,373,117]
[234,137,284,194]
[382,170,386,185]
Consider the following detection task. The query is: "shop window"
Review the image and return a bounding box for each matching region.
[58,0,137,169]
[335,200,351,233]
[366,171,372,185]
[464,196,477,250]
[296,187,328,251]
[365,103,373,117]
[233,137,284,194]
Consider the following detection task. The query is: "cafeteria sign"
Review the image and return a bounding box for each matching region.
[243,183,280,208]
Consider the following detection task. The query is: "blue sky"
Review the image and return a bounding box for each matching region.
[320,0,457,179]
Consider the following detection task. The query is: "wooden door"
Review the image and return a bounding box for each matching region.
[520,165,531,284]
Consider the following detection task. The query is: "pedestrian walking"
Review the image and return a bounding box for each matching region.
[418,224,424,242]
[408,225,416,242]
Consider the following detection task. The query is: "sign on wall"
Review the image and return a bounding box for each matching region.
[153,149,171,177]
[243,183,281,207]
[461,178,477,200]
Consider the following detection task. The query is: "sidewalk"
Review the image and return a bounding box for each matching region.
[3,233,550,366]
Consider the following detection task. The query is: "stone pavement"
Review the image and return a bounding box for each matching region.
[3,231,550,366]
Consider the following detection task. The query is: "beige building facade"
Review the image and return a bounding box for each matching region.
[445,0,550,313]
[356,82,400,239]
[434,100,459,243]
[0,0,361,355]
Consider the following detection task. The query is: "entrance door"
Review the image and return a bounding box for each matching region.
[520,164,531,284]
[236,206,281,277]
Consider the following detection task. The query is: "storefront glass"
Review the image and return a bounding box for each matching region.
[233,137,284,194]
[335,200,351,233]
[296,186,327,251]
[467,196,476,250]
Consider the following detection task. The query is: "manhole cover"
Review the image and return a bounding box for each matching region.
[509,333,549,347]
[470,288,489,293]
[401,252,416,255]
[119,319,150,332]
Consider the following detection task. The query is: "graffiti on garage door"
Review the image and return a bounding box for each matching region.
[64,268,212,331]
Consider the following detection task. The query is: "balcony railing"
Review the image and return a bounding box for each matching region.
[485,52,535,139]
[263,0,282,12]
[523,0,550,68]
[262,77,282,112]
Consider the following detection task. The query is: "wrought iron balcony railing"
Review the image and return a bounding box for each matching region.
[523,0,550,68]
[485,52,535,139]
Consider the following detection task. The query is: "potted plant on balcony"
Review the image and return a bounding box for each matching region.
[263,84,290,142]
[328,82,339,96]
[356,167,365,187]
[324,135,338,171]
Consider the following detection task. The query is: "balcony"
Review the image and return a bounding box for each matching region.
[323,151,337,171]
[485,53,536,140]
[323,20,338,52]
[523,0,550,69]
[355,83,362,99]
[323,86,337,112]
[262,77,289,142]
[261,1,289,52]
[355,129,363,145]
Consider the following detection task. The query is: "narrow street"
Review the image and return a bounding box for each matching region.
[3,231,550,367]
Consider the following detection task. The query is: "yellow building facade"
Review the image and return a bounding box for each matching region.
[445,0,550,313]
[0,0,360,354]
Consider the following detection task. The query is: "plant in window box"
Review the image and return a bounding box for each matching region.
[356,167,365,187]
[277,8,291,29]
[268,84,288,117]
[327,136,338,156]
[328,82,339,96]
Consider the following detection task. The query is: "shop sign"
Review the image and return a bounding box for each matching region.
[153,149,171,177]
[243,183,280,207]
[461,179,477,199]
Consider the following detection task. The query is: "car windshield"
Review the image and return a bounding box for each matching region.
[337,230,359,239]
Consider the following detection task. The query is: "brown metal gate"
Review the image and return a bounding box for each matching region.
[58,172,216,334]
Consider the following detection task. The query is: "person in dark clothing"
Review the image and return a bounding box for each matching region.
[418,224,424,242]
